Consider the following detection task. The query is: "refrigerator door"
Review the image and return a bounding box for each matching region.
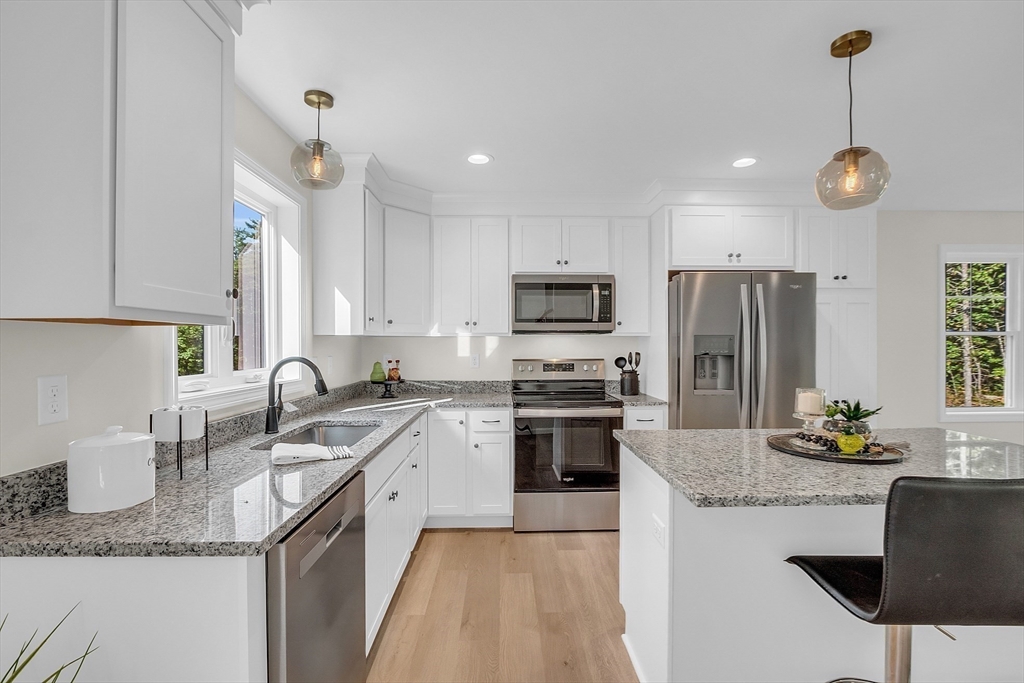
[751,272,817,428]
[670,272,753,429]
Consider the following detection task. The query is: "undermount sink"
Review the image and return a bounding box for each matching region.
[267,425,378,449]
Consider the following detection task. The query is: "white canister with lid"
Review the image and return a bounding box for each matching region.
[67,426,155,514]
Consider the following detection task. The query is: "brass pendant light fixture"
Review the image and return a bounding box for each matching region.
[290,89,345,190]
[814,30,890,210]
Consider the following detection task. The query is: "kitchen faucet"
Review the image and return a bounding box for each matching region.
[265,356,329,434]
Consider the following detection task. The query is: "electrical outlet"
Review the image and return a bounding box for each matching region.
[37,375,68,425]
[327,356,333,375]
[470,354,480,369]
[652,513,667,548]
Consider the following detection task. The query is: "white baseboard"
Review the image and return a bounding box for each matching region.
[423,515,513,529]
[621,633,646,683]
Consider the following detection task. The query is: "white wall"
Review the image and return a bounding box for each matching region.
[877,211,1024,444]
[358,335,650,387]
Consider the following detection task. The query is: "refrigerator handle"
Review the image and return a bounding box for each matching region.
[738,284,751,428]
[754,283,768,429]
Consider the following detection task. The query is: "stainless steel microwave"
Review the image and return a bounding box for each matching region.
[511,274,615,333]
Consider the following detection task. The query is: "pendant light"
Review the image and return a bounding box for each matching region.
[814,31,890,210]
[290,90,345,190]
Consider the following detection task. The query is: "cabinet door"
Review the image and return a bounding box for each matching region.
[386,464,411,589]
[433,217,473,335]
[365,487,389,654]
[511,217,562,272]
[383,207,432,335]
[670,207,733,267]
[732,207,794,268]
[364,191,385,334]
[562,218,610,273]
[834,290,877,408]
[114,0,233,319]
[469,433,511,515]
[427,412,467,515]
[471,218,510,334]
[415,416,429,528]
[815,291,840,401]
[407,443,421,544]
[625,407,666,430]
[799,209,838,288]
[836,212,876,288]
[613,219,650,334]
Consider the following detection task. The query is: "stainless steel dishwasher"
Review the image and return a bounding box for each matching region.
[268,471,366,682]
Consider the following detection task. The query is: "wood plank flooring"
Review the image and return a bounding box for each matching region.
[367,529,638,683]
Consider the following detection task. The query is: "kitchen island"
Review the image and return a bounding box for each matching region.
[614,428,1023,683]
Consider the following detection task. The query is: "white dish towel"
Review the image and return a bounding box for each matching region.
[271,443,353,465]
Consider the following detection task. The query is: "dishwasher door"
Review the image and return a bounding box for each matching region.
[268,471,366,683]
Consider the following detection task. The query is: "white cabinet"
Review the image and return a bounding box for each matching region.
[613,219,651,334]
[433,217,509,335]
[427,411,468,515]
[816,289,877,409]
[511,217,610,273]
[670,207,794,269]
[385,464,411,587]
[407,415,428,540]
[427,409,513,523]
[798,208,877,289]
[364,191,385,334]
[625,406,667,430]
[383,207,432,335]
[0,0,234,325]
[364,482,389,653]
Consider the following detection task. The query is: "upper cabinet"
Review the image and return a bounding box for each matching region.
[364,191,385,334]
[382,207,432,335]
[511,218,610,273]
[612,219,650,335]
[433,217,510,336]
[0,0,234,325]
[670,207,794,269]
[797,208,877,289]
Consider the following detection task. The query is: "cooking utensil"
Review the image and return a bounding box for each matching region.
[635,352,641,370]
[628,352,634,370]
[615,356,627,370]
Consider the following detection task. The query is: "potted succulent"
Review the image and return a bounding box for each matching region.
[822,400,882,452]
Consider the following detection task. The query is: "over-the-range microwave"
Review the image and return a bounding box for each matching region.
[511,274,615,334]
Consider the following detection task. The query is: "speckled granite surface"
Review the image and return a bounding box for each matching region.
[614,428,1024,508]
[0,392,511,557]
[606,388,667,407]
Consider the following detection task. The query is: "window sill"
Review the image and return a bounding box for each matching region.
[177,378,304,412]
[939,409,1024,423]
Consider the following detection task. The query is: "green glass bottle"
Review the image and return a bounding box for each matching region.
[370,361,386,382]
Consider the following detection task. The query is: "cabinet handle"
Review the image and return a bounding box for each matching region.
[472,322,477,326]
[413,431,421,437]
[736,253,741,258]
[474,443,479,448]
[459,420,464,425]
[465,321,470,326]
[412,463,418,469]
[617,321,622,326]
[637,418,655,422]
[833,275,840,280]
[225,289,233,298]
[482,419,500,423]
[841,275,848,280]
[369,316,375,321]
[387,319,393,324]
[556,260,562,265]
[563,261,568,265]
[728,253,734,258]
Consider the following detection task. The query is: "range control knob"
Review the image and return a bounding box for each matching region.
[583,364,589,371]
[518,364,524,372]
[527,365,534,372]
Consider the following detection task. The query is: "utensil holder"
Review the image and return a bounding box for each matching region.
[150,406,209,479]
[620,371,639,396]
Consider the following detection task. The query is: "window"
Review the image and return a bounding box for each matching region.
[940,245,1023,422]
[174,153,305,409]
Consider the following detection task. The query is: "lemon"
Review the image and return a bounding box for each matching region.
[836,433,866,454]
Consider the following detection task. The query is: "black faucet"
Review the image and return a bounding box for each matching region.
[265,356,329,434]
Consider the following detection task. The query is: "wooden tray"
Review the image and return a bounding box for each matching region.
[766,433,904,465]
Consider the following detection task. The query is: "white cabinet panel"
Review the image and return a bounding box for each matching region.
[365,486,388,654]
[562,218,610,272]
[383,207,431,335]
[469,434,511,515]
[839,213,875,288]
[413,416,429,531]
[433,217,473,335]
[798,208,876,289]
[816,290,877,410]
[613,219,650,335]
[385,464,411,587]
[512,217,562,272]
[427,411,467,515]
[802,211,836,289]
[364,191,385,334]
[670,207,733,267]
[472,218,510,334]
[731,207,794,268]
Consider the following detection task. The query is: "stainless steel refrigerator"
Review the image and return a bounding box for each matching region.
[669,271,816,429]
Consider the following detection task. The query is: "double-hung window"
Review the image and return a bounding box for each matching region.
[940,244,1023,422]
[175,153,304,410]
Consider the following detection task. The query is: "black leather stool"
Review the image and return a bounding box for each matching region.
[786,476,1024,683]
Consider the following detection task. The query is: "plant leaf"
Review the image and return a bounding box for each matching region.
[3,604,79,683]
[67,633,98,683]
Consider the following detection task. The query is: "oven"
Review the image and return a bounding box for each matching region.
[511,274,615,334]
[514,407,622,489]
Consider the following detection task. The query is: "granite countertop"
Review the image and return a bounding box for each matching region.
[614,428,1024,508]
[0,392,511,558]
[606,389,667,407]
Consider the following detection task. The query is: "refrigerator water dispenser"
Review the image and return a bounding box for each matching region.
[693,335,734,392]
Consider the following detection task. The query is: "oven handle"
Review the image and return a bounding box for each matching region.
[514,407,624,418]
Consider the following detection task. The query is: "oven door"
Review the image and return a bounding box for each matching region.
[511,275,614,333]
[513,408,622,492]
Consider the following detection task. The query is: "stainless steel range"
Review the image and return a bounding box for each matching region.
[512,358,623,532]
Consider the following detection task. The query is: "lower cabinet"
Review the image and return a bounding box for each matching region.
[427,411,468,515]
[469,432,511,515]
[428,409,512,524]
[625,406,668,430]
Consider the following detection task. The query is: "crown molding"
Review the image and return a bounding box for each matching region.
[338,153,433,214]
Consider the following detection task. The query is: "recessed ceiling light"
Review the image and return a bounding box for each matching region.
[732,157,758,168]
[467,154,492,165]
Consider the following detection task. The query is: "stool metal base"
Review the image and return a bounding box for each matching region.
[826,624,913,683]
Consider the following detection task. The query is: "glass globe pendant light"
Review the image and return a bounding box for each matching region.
[290,90,345,190]
[815,31,890,210]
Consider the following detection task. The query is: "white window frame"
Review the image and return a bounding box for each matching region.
[938,244,1023,423]
[171,151,307,412]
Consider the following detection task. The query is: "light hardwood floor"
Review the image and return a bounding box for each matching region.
[367,529,639,683]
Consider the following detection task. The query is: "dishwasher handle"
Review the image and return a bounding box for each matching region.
[293,475,363,579]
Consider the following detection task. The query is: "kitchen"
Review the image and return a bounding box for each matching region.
[1,1,1023,682]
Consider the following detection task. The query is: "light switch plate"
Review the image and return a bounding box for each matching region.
[37,375,68,425]
[470,354,480,369]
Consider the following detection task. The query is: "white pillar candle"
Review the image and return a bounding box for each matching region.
[796,391,823,414]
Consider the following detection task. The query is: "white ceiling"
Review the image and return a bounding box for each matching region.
[235,1,1024,211]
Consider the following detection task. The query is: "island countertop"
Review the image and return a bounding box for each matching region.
[613,427,1023,508]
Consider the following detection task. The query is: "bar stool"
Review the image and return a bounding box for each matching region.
[786,476,1024,683]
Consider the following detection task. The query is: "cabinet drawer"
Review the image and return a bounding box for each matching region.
[625,409,666,430]
[470,410,511,432]
[363,427,411,499]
